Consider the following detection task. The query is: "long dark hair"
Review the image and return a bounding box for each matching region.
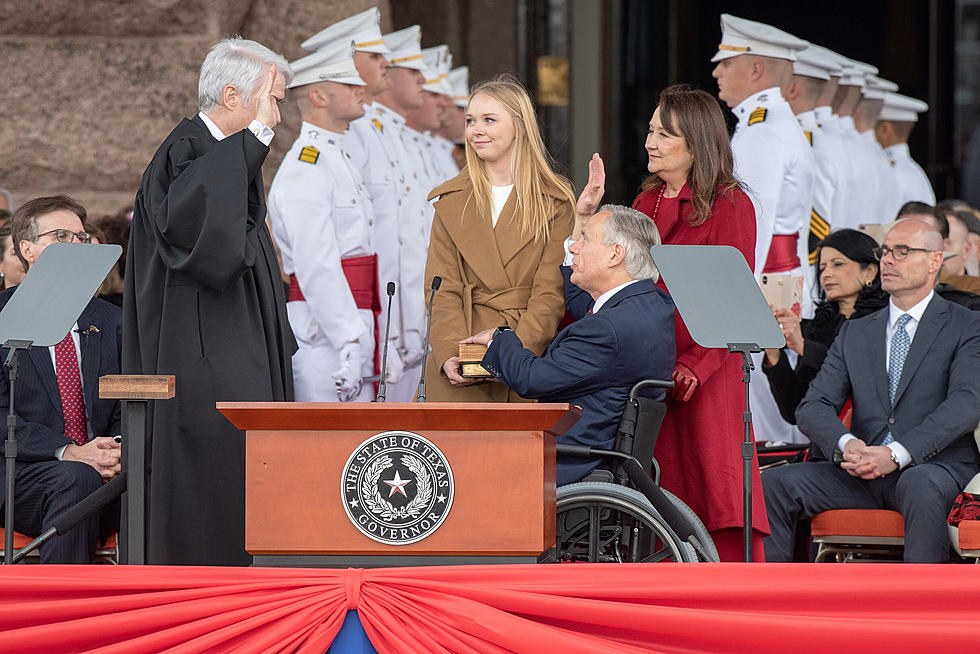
[640,84,739,227]
[810,229,889,341]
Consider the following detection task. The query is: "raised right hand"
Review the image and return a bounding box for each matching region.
[63,437,121,480]
[575,153,606,219]
[254,65,281,129]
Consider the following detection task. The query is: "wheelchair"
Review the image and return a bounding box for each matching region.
[555,380,719,563]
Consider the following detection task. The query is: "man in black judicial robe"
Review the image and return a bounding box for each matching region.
[123,39,297,565]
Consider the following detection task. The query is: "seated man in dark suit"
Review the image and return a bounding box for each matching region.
[464,204,676,485]
[764,219,980,562]
[0,195,123,563]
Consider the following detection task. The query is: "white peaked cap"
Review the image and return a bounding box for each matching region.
[879,92,928,122]
[301,7,390,55]
[862,74,900,100]
[383,25,426,71]
[711,14,808,62]
[839,58,878,87]
[450,67,469,107]
[793,45,844,80]
[288,39,366,89]
[422,45,452,95]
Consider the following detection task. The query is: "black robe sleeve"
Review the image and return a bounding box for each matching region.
[143,128,269,292]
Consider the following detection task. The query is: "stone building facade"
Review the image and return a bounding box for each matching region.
[0,0,518,218]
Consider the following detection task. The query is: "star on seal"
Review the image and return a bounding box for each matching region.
[384,470,413,498]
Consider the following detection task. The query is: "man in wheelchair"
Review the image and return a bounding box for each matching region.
[462,204,676,485]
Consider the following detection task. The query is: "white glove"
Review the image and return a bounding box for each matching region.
[333,342,363,402]
[384,343,405,384]
[400,330,425,368]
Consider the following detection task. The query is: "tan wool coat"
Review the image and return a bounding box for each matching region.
[423,171,574,402]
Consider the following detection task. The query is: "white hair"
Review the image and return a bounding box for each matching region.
[598,204,661,282]
[198,37,292,112]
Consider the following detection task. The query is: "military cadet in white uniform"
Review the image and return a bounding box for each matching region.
[785,45,843,279]
[438,66,469,170]
[811,46,859,236]
[710,14,813,444]
[374,25,432,400]
[426,51,462,182]
[301,7,408,388]
[832,58,884,229]
[267,41,378,402]
[855,73,902,223]
[876,92,935,205]
[404,45,452,217]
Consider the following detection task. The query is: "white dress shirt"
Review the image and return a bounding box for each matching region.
[591,279,639,313]
[197,112,275,147]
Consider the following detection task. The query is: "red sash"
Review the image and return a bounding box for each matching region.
[288,254,382,380]
[763,234,801,273]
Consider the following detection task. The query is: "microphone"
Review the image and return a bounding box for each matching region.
[376,282,397,402]
[415,276,442,402]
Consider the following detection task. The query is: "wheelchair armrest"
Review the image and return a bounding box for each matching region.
[629,379,674,401]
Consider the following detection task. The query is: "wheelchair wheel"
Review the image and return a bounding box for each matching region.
[556,482,700,563]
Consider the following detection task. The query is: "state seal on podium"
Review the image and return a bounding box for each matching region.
[341,431,455,545]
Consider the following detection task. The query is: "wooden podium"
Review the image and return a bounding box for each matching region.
[218,402,580,567]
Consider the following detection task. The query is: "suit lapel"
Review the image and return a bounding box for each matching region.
[866,310,891,410]
[77,302,102,415]
[892,297,945,407]
[599,280,655,311]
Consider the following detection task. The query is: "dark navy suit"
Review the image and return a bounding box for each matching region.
[482,268,676,485]
[0,287,122,562]
[765,294,980,562]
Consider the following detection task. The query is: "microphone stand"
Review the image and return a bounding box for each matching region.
[415,276,442,402]
[376,282,396,402]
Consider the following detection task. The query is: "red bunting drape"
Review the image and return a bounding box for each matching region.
[0,563,978,653]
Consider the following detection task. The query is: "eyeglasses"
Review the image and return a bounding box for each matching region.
[36,228,92,244]
[873,245,935,261]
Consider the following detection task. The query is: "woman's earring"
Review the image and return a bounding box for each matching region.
[865,279,873,287]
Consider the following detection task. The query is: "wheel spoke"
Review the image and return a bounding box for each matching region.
[556,486,697,564]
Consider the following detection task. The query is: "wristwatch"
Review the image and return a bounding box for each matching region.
[889,450,901,470]
[491,325,512,341]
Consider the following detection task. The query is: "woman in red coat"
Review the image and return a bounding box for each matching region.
[575,84,767,561]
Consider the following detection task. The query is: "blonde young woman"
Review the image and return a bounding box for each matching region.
[424,76,575,402]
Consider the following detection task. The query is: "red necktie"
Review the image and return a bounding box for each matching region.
[54,333,87,446]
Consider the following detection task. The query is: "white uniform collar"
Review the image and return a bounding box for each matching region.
[732,87,783,124]
[198,111,227,140]
[592,279,639,313]
[796,109,818,130]
[813,106,833,126]
[885,143,911,160]
[888,290,933,328]
[403,124,424,140]
[375,102,406,126]
[301,121,344,148]
[838,115,857,133]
